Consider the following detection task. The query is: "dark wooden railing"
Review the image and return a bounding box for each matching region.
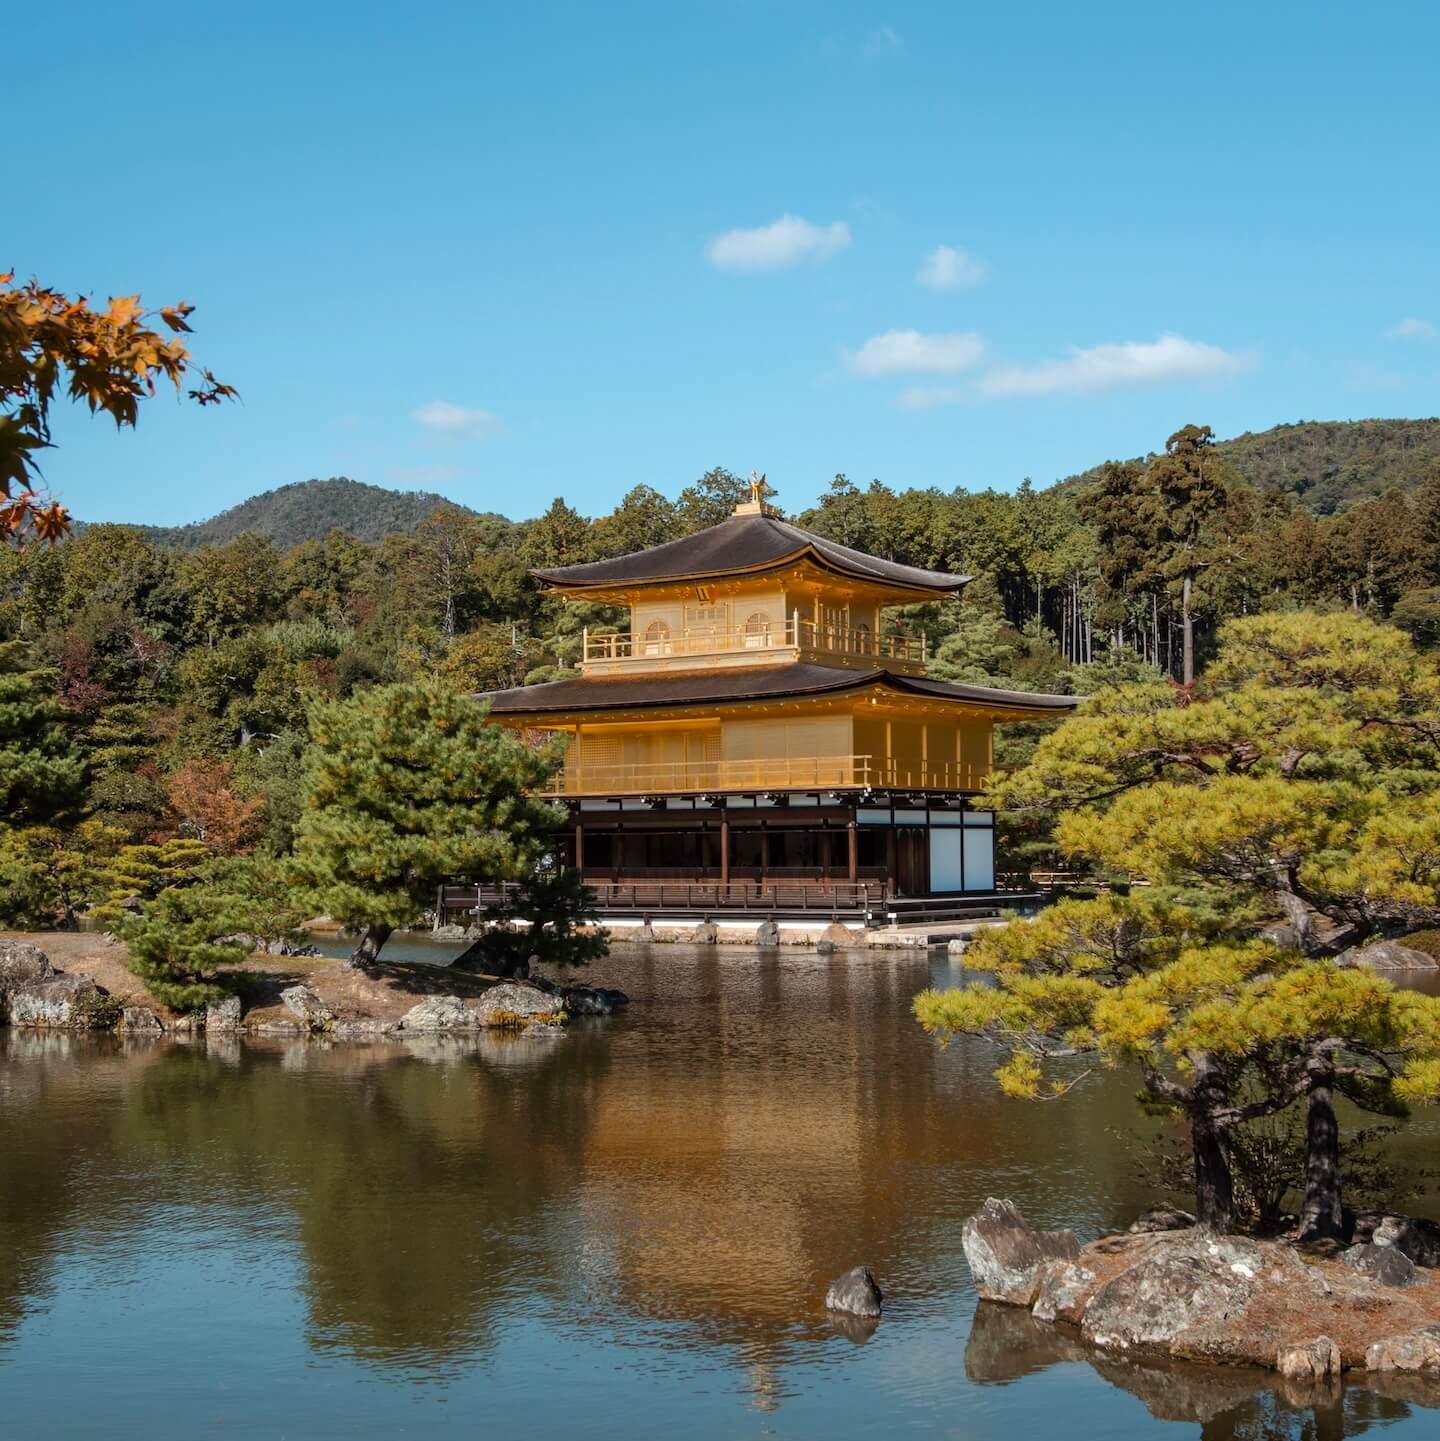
[441,878,886,918]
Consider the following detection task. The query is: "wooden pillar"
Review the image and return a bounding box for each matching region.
[884,825,896,897]
[720,809,730,891]
[847,818,858,884]
[760,823,770,884]
[574,815,584,873]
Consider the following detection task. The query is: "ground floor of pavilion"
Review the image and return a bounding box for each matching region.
[441,789,1035,927]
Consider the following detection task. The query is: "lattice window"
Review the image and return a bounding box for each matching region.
[743,610,772,647]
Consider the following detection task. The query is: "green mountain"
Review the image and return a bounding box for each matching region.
[1064,418,1440,514]
[134,477,483,548]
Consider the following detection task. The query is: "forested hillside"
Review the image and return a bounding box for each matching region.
[5,423,1440,916]
[131,478,487,548]
[1064,417,1440,515]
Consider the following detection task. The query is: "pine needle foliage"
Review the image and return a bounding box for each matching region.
[290,681,577,965]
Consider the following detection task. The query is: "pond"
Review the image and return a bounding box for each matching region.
[2,943,1438,1439]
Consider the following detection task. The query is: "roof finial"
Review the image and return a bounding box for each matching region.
[736,470,774,516]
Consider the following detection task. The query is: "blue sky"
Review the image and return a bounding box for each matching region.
[13,1,1439,526]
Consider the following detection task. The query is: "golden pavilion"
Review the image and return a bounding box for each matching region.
[480,479,1075,922]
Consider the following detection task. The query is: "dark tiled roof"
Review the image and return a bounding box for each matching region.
[480,662,1076,716]
[531,512,971,594]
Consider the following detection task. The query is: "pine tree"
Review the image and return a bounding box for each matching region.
[291,681,587,968]
[917,612,1440,1234]
[0,641,86,828]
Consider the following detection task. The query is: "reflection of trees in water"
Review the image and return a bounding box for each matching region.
[965,1301,1435,1438]
[113,1032,615,1368]
[0,1031,162,1343]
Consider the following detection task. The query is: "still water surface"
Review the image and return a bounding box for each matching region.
[2,942,1438,1439]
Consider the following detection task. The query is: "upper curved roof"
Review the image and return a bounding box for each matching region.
[531,512,971,596]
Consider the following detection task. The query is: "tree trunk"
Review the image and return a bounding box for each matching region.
[1189,1057,1236,1231]
[1297,1058,1345,1241]
[347,923,392,970]
[1181,570,1195,686]
[1191,1113,1236,1232]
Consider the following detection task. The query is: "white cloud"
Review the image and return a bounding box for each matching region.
[1387,316,1436,341]
[413,400,501,440]
[917,245,986,290]
[976,334,1253,398]
[863,24,903,56]
[844,329,985,376]
[706,215,851,272]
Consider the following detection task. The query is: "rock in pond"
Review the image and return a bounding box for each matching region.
[400,995,476,1031]
[1346,940,1439,971]
[472,982,566,1027]
[280,985,335,1029]
[0,941,55,995]
[1031,1260,1099,1325]
[754,918,780,947]
[1343,1243,1417,1288]
[689,920,719,944]
[1277,1336,1341,1381]
[825,1265,883,1318]
[121,1006,164,1033]
[206,995,242,1032]
[1366,1326,1440,1372]
[1080,1233,1269,1352]
[560,984,628,1016]
[960,1199,1440,1373]
[520,1019,565,1039]
[962,1198,1082,1307]
[8,973,105,1029]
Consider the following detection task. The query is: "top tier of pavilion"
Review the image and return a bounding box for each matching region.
[531,478,972,679]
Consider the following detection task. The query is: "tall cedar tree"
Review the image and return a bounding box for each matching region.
[291,681,588,968]
[1150,425,1230,685]
[916,612,1440,1234]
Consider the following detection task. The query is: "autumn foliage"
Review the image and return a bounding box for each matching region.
[0,272,234,544]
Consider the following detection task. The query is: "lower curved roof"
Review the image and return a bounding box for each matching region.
[480,663,1076,717]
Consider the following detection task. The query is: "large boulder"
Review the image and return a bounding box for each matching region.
[1366,1326,1440,1372]
[8,973,105,1029]
[1032,1260,1099,1325]
[1346,940,1439,971]
[1343,1243,1417,1288]
[472,982,565,1027]
[754,918,781,947]
[206,995,242,1032]
[689,920,719,945]
[120,1006,164,1034]
[0,941,55,995]
[280,985,335,1029]
[400,995,476,1031]
[824,1265,883,1318]
[1365,1214,1440,1268]
[1080,1233,1264,1352]
[961,1199,1082,1306]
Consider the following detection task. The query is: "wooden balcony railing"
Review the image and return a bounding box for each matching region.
[546,754,987,797]
[581,616,926,666]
